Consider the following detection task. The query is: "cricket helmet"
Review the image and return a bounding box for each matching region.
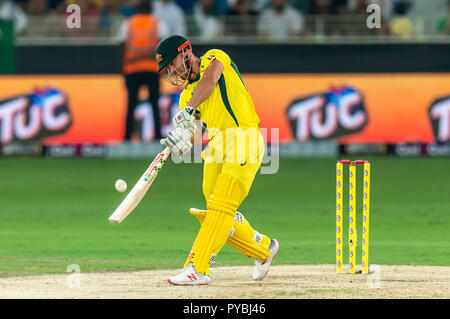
[155,35,191,72]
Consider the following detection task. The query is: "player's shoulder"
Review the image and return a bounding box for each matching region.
[202,49,230,64]
[203,48,229,56]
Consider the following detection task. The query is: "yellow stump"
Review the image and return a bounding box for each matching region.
[348,164,356,274]
[362,162,370,274]
[336,162,343,273]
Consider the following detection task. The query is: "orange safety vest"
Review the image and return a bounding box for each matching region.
[123,14,159,74]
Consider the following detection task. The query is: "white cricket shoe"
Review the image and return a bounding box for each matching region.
[168,263,211,286]
[252,239,280,280]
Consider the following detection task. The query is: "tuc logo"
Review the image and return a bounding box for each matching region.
[0,88,72,144]
[286,86,368,142]
[429,96,450,143]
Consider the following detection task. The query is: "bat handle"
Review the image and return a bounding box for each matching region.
[162,147,171,155]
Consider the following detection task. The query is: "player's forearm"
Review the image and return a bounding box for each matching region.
[188,77,217,109]
[188,59,223,108]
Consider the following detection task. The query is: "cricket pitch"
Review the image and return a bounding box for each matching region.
[1,264,449,299]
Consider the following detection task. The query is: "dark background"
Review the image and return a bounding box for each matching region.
[16,43,450,74]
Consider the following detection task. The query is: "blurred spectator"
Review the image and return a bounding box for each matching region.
[389,0,414,38]
[249,0,269,11]
[26,0,50,15]
[175,0,196,13]
[99,0,122,32]
[305,0,349,36]
[339,0,389,36]
[408,0,447,35]
[24,0,55,36]
[117,0,162,141]
[49,0,65,10]
[310,0,348,14]
[363,0,394,19]
[62,0,102,36]
[119,0,138,17]
[28,0,67,11]
[224,0,258,36]
[257,0,304,39]
[249,0,312,12]
[437,0,450,35]
[64,0,102,15]
[13,0,27,11]
[216,0,230,14]
[0,0,28,33]
[193,0,222,39]
[289,0,312,14]
[351,0,369,14]
[153,0,186,37]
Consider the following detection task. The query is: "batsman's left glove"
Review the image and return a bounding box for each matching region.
[160,127,193,156]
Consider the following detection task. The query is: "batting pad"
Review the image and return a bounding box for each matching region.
[228,212,271,260]
[189,209,271,261]
[186,173,240,275]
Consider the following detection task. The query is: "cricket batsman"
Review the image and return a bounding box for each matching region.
[156,35,279,285]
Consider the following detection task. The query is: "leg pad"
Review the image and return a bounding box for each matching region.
[189,209,271,260]
[186,173,241,274]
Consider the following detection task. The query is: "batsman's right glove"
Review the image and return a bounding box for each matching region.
[173,106,197,135]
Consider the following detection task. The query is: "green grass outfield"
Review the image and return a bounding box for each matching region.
[0,156,449,275]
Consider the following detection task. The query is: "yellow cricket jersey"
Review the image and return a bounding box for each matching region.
[179,49,260,139]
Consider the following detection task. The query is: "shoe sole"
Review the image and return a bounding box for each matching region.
[255,239,280,281]
[167,279,209,286]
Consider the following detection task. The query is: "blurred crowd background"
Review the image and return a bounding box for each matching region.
[1,0,449,42]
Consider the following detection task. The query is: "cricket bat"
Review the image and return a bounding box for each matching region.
[108,147,171,224]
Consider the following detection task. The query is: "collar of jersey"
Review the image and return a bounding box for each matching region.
[187,55,203,85]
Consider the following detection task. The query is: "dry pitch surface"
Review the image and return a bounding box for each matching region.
[1,264,449,299]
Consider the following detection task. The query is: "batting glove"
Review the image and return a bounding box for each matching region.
[160,127,193,156]
[173,106,197,135]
